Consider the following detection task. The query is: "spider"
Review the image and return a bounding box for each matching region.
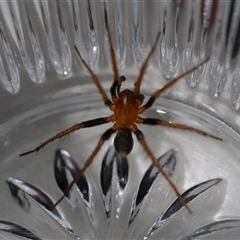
[20,8,221,212]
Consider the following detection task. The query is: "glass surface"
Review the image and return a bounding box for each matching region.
[0,1,240,239]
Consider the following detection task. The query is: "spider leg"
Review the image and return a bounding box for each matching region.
[74,46,113,109]
[51,127,116,209]
[138,117,222,141]
[133,127,192,213]
[116,75,126,96]
[103,6,120,102]
[133,32,161,95]
[139,57,210,113]
[86,0,94,31]
[20,116,113,157]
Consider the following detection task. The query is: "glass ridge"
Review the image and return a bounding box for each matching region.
[1,1,240,239]
[0,1,239,105]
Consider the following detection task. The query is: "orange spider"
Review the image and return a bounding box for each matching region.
[20,7,221,211]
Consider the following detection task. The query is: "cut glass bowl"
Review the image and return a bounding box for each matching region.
[1,1,240,239]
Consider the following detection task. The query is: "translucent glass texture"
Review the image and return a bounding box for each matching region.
[1,1,240,239]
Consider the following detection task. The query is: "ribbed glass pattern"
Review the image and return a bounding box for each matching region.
[0,1,239,100]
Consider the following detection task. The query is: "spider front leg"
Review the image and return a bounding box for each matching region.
[103,7,126,102]
[51,127,116,209]
[138,117,222,141]
[103,6,120,101]
[20,116,114,156]
[74,46,113,109]
[139,57,210,113]
[133,32,161,95]
[133,127,192,213]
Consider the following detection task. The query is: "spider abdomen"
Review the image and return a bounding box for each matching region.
[114,89,139,127]
[114,127,134,157]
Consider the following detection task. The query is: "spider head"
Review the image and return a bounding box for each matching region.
[114,127,133,157]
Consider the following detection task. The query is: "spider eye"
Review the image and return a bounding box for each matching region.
[114,128,133,157]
